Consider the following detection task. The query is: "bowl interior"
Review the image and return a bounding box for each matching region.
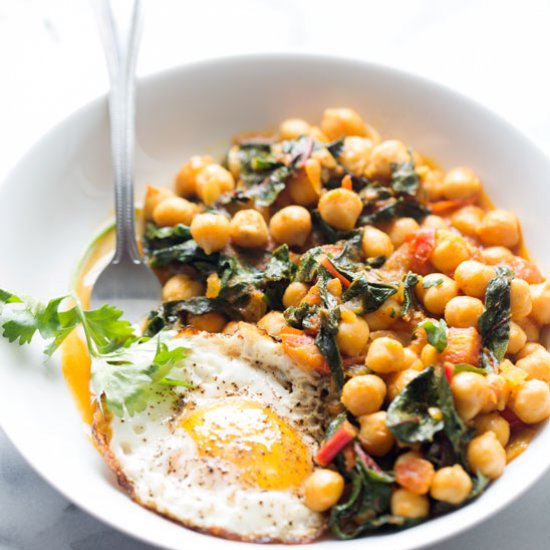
[1,54,550,550]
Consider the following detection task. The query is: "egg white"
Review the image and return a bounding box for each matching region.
[93,323,329,543]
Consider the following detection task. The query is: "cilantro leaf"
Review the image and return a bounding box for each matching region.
[419,318,448,352]
[91,337,189,417]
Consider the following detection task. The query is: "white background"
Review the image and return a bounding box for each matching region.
[1,0,550,549]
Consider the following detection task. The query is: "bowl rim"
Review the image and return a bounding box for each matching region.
[1,52,550,550]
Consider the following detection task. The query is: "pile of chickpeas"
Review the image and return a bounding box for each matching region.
[143,107,550,524]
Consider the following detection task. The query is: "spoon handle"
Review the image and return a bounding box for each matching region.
[96,0,143,263]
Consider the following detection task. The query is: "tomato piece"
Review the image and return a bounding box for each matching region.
[505,256,544,284]
[341,174,353,190]
[395,456,435,495]
[407,228,436,272]
[429,198,475,215]
[441,327,482,366]
[315,421,358,466]
[444,362,455,383]
[280,327,330,375]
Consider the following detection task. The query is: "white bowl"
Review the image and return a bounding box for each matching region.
[1,54,549,550]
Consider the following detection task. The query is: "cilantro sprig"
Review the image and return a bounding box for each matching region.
[0,289,190,417]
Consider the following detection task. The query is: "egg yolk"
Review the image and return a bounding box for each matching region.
[180,400,312,490]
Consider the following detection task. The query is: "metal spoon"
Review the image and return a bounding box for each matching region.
[90,0,161,322]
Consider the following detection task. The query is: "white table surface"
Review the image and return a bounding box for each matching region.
[1,1,550,548]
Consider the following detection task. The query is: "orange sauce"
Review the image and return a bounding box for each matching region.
[61,224,115,425]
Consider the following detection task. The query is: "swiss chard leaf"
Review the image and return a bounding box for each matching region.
[387,366,471,462]
[284,302,319,331]
[390,156,420,196]
[330,455,399,539]
[149,240,217,270]
[419,318,448,352]
[342,274,397,315]
[263,245,297,309]
[143,222,192,252]
[400,271,420,318]
[478,266,514,369]
[360,197,430,225]
[316,271,344,388]
[295,246,324,283]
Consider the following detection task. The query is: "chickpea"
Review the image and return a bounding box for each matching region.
[287,158,321,206]
[318,188,363,231]
[478,210,520,248]
[510,379,550,424]
[362,226,394,258]
[444,296,484,329]
[153,197,197,227]
[363,299,400,330]
[257,311,287,338]
[337,310,370,357]
[395,452,435,495]
[430,230,472,273]
[517,317,540,342]
[162,274,204,302]
[420,344,439,367]
[279,117,311,140]
[269,206,312,247]
[195,164,235,206]
[509,278,532,320]
[450,372,490,422]
[391,489,429,519]
[190,213,231,255]
[516,348,550,383]
[422,214,448,230]
[144,185,174,220]
[485,373,510,412]
[188,312,226,333]
[358,411,394,457]
[430,465,472,505]
[339,136,373,175]
[230,209,269,248]
[282,282,310,309]
[481,246,514,265]
[340,374,386,416]
[474,412,510,447]
[467,432,506,479]
[175,155,214,197]
[454,260,496,299]
[387,369,420,401]
[507,322,527,355]
[442,167,482,200]
[421,170,445,201]
[327,278,343,299]
[366,140,409,180]
[451,205,485,237]
[403,347,423,370]
[530,282,550,325]
[387,218,420,248]
[418,274,459,315]
[320,107,367,141]
[515,342,546,360]
[366,336,405,374]
[303,469,344,512]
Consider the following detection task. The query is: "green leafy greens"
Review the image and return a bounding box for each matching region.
[478,266,514,370]
[0,289,190,417]
[387,366,472,464]
[418,318,448,352]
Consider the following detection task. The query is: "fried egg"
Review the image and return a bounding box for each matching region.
[93,323,329,543]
